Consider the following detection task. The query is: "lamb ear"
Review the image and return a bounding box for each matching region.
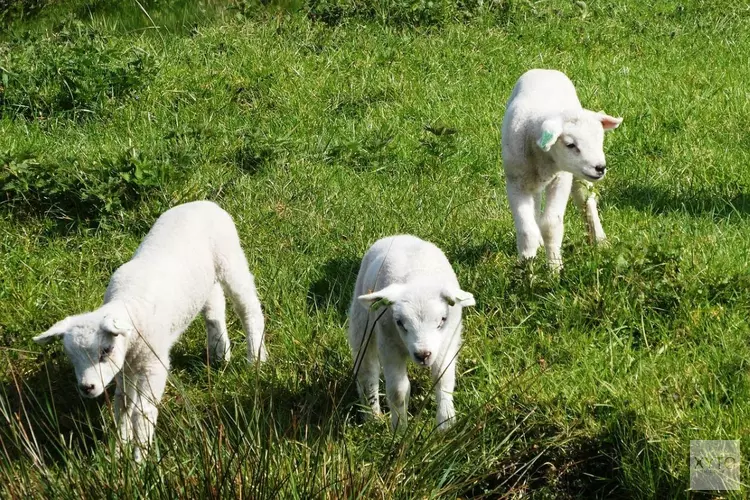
[357,284,405,311]
[33,317,72,344]
[100,312,134,337]
[537,117,564,151]
[442,288,476,308]
[595,112,623,131]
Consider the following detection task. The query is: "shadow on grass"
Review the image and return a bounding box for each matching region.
[465,431,625,498]
[0,209,105,239]
[221,370,357,442]
[459,402,682,498]
[447,240,503,268]
[2,0,226,33]
[2,348,689,496]
[608,185,750,219]
[0,356,106,464]
[168,329,361,441]
[306,256,360,321]
[0,150,171,237]
[0,345,359,467]
[0,0,51,24]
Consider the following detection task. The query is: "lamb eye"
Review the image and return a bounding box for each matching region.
[396,319,404,329]
[100,345,113,361]
[565,142,578,150]
[439,316,447,328]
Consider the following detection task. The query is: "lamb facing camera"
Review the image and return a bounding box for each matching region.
[347,235,475,431]
[501,68,623,270]
[33,201,266,461]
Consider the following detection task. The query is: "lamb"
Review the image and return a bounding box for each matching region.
[33,201,266,461]
[347,235,475,431]
[501,68,623,270]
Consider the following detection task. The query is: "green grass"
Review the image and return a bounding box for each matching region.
[1,0,749,497]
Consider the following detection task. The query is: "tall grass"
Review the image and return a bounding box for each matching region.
[1,346,545,498]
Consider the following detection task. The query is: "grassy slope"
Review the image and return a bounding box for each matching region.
[1,0,749,497]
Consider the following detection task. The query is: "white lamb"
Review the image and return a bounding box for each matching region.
[33,201,266,461]
[501,68,623,270]
[348,235,475,431]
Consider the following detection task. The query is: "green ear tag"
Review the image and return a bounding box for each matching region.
[370,298,393,311]
[539,130,555,149]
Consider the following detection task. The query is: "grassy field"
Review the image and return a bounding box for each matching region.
[1,0,749,497]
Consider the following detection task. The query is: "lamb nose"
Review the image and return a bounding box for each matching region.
[79,383,95,394]
[594,164,606,174]
[414,351,432,363]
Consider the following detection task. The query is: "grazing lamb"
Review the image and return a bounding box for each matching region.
[33,201,266,461]
[501,69,623,270]
[348,235,475,431]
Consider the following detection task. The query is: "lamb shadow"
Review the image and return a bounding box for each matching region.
[446,240,508,268]
[306,256,360,321]
[607,185,750,219]
[220,369,359,443]
[0,350,360,467]
[0,356,109,465]
[168,343,214,379]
